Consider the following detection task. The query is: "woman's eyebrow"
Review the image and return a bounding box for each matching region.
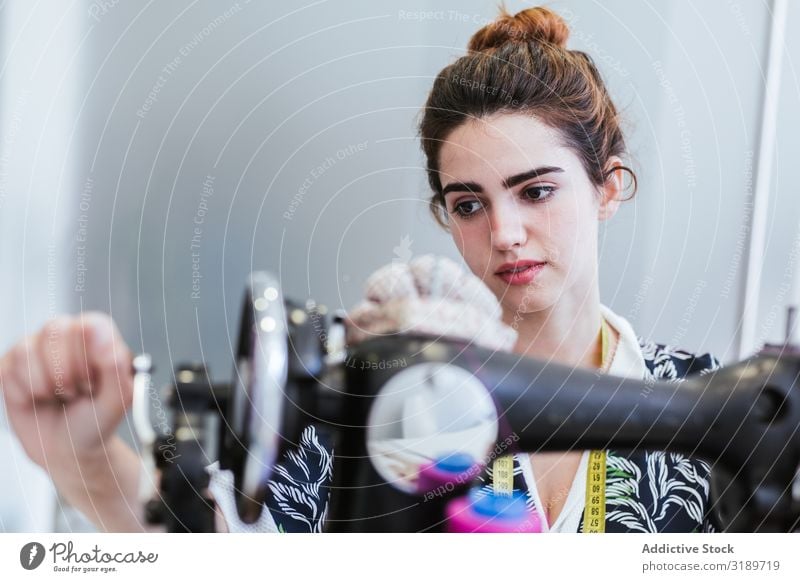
[442,181,482,197]
[442,166,564,197]
[503,166,564,189]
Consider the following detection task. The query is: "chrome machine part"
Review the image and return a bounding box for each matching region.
[221,271,289,524]
[366,362,498,494]
[132,353,159,504]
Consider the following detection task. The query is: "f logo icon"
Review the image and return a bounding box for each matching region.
[19,542,45,570]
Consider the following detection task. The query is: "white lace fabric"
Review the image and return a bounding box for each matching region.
[345,254,517,352]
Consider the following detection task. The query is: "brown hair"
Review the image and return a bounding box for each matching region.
[419,6,636,230]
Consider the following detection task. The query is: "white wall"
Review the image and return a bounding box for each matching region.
[0,0,82,531]
[755,1,800,351]
[588,0,770,363]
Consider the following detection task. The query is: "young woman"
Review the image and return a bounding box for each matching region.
[0,6,720,533]
[413,6,722,533]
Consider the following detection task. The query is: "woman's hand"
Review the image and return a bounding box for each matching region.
[344,254,517,351]
[1,312,132,469]
[0,312,145,531]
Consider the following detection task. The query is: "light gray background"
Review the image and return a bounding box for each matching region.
[1,0,797,531]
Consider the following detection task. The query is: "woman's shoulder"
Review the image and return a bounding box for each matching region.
[637,337,722,382]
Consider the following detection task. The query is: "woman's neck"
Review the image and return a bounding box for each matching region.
[504,290,605,370]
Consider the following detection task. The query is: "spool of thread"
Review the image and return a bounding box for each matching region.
[445,488,542,533]
[417,452,482,495]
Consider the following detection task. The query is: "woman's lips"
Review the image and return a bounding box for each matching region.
[496,263,546,285]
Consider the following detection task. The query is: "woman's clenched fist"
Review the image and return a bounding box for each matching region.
[0,312,133,474]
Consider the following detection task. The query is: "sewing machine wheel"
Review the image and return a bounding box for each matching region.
[366,361,499,494]
[220,271,289,523]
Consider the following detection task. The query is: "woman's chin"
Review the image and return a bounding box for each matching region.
[499,286,557,317]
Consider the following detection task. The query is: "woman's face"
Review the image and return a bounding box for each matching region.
[438,113,618,321]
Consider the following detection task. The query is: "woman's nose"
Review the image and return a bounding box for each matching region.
[489,202,526,250]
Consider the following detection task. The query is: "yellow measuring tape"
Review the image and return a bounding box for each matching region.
[584,450,606,532]
[493,317,612,533]
[492,455,515,496]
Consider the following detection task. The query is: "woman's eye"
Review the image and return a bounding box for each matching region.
[523,185,556,201]
[452,200,483,218]
[451,187,554,219]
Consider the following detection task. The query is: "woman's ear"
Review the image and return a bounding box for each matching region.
[597,157,625,221]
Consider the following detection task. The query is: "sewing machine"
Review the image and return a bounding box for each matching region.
[132,271,800,532]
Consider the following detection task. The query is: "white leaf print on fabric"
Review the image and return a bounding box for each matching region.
[268,425,334,532]
[639,339,694,382]
[646,452,705,525]
[671,453,711,498]
[606,452,657,532]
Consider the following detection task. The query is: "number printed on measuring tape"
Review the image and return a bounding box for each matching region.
[493,455,515,496]
[583,450,606,533]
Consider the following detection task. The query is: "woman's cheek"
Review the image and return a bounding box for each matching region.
[451,222,486,268]
[449,220,468,256]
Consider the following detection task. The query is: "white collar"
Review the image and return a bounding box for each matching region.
[600,303,648,380]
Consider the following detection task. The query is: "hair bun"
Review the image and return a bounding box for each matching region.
[468,6,570,52]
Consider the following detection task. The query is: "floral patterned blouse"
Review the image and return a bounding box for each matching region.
[209,338,721,533]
